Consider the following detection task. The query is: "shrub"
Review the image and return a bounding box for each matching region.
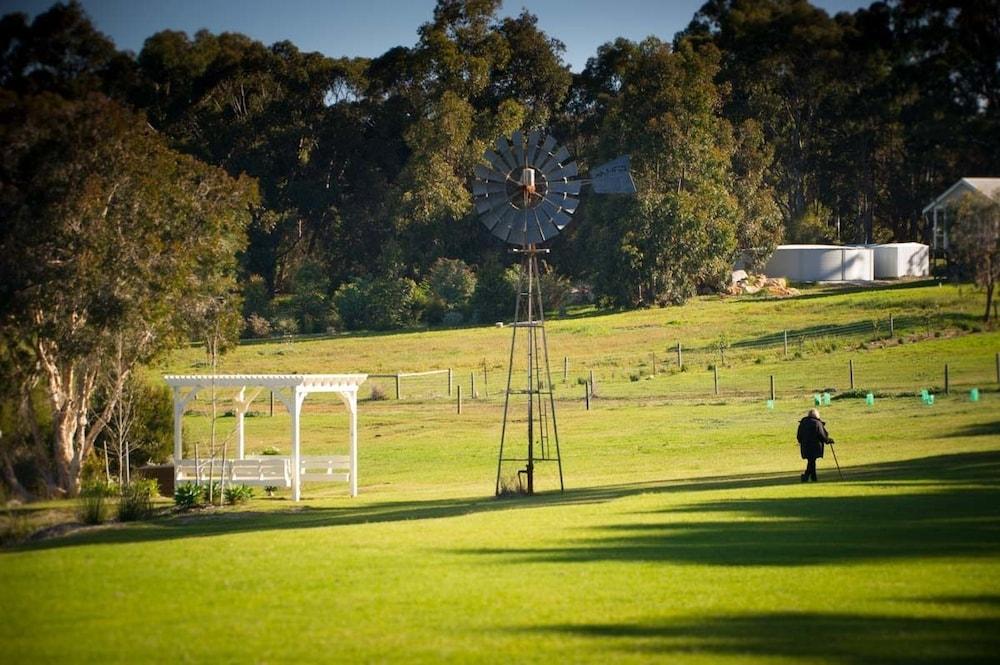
[77,481,116,525]
[496,474,528,498]
[118,479,158,522]
[224,484,254,505]
[202,481,222,505]
[1,504,32,546]
[334,275,422,331]
[539,268,573,313]
[174,482,203,510]
[245,313,272,338]
[369,384,388,401]
[260,446,280,456]
[629,373,641,382]
[441,311,464,327]
[422,258,476,324]
[471,258,518,322]
[289,261,332,333]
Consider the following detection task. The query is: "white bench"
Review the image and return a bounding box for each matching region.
[300,455,351,483]
[231,458,292,487]
[175,459,229,484]
[174,456,349,489]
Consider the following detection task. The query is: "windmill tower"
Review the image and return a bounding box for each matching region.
[473,130,635,495]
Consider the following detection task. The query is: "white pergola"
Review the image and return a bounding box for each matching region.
[164,374,367,500]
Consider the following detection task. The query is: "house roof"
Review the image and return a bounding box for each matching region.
[922,178,1000,213]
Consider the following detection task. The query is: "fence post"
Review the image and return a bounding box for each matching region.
[714,365,719,396]
[783,330,788,357]
[651,353,657,375]
[395,374,401,400]
[770,375,775,401]
[448,368,453,396]
[471,372,476,399]
[677,342,683,369]
[996,352,999,384]
[483,359,489,398]
[585,382,591,410]
[944,363,950,395]
[590,369,596,396]
[849,359,855,390]
[889,313,894,337]
[457,385,462,414]
[563,356,568,383]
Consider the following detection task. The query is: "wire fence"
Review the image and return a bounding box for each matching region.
[352,314,999,406]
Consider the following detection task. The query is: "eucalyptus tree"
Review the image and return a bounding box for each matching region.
[0,93,256,495]
[572,38,741,306]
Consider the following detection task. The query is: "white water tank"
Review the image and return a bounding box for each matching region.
[871,243,929,278]
[764,245,874,282]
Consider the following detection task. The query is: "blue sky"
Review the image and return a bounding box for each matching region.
[5,0,872,72]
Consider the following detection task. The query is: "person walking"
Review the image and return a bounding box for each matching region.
[797,408,833,482]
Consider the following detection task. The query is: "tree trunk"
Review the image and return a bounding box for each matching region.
[985,281,994,323]
[0,446,30,502]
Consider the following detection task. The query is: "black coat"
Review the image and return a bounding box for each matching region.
[797,416,830,459]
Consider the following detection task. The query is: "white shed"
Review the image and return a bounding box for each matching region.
[922,178,1000,251]
[764,245,874,282]
[871,243,929,278]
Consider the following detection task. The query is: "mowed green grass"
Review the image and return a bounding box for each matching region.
[2,283,1000,663]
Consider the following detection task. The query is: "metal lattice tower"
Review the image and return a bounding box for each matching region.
[495,245,563,495]
[472,130,635,496]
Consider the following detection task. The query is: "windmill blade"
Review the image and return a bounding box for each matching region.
[505,209,530,246]
[550,208,572,230]
[475,197,497,214]
[496,137,518,171]
[535,208,561,241]
[525,130,542,165]
[491,206,519,242]
[539,145,571,173]
[547,180,582,195]
[539,134,557,158]
[474,164,507,183]
[590,155,637,194]
[558,195,580,213]
[481,204,509,231]
[511,130,525,168]
[543,192,579,213]
[484,150,512,175]
[547,161,579,180]
[473,181,507,197]
[524,211,545,246]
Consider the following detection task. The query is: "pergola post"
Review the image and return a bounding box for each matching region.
[171,387,199,462]
[349,391,358,497]
[235,387,246,460]
[232,387,262,461]
[291,387,304,502]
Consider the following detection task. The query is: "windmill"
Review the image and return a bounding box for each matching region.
[473,130,635,496]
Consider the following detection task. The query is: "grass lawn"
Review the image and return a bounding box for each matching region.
[2,283,999,663]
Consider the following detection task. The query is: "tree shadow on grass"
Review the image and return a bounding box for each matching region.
[528,609,1000,664]
[9,451,1000,558]
[465,450,1000,567]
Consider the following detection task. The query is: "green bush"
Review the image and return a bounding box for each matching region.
[77,481,116,525]
[224,484,254,505]
[334,275,421,331]
[117,479,158,522]
[173,482,202,510]
[422,258,476,324]
[471,258,518,322]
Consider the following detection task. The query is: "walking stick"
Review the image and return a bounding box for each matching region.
[828,441,844,480]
